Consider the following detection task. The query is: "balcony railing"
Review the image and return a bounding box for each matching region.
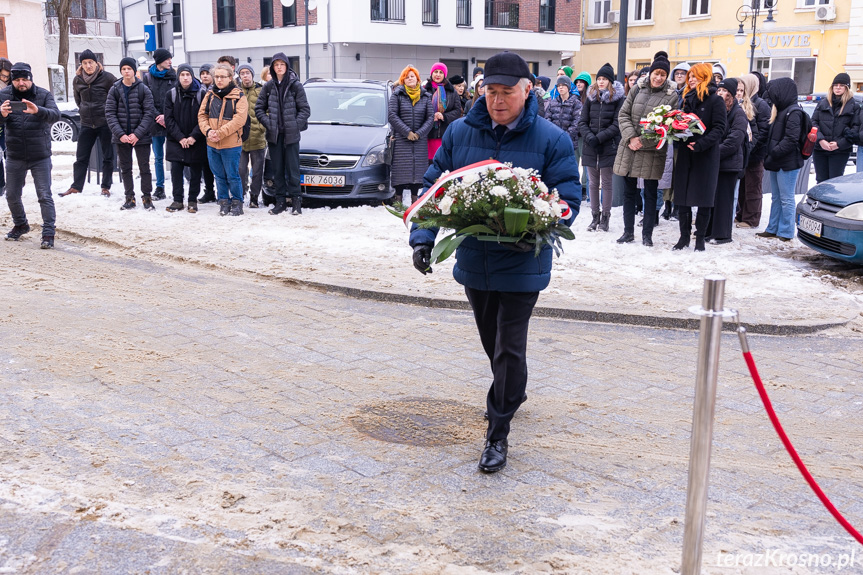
[456,0,472,26]
[422,0,438,24]
[539,1,555,31]
[46,17,120,37]
[485,1,519,29]
[371,0,405,22]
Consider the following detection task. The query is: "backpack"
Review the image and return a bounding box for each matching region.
[203,90,251,142]
[786,106,813,159]
[170,86,204,109]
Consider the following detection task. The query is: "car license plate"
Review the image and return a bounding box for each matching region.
[798,214,822,237]
[301,174,345,187]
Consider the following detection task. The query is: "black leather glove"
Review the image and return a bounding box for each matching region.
[412,245,433,274]
[502,240,534,252]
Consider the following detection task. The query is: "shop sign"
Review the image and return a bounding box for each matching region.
[751,33,812,56]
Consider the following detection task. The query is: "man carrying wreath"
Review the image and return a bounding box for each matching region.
[409,51,581,473]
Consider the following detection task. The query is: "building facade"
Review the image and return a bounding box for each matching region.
[845,0,863,91]
[44,0,124,101]
[131,0,582,82]
[576,0,849,94]
[0,0,49,87]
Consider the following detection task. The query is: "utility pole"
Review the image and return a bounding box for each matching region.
[617,0,629,83]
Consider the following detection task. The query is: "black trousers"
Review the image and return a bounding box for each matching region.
[269,136,302,200]
[202,162,214,192]
[464,287,539,442]
[623,176,658,236]
[171,161,203,203]
[116,142,152,198]
[707,171,738,241]
[813,150,851,184]
[72,125,114,191]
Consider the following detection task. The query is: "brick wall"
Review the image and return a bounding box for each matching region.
[516,0,580,34]
[212,0,317,33]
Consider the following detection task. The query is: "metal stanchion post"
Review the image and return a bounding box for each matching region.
[681,275,727,575]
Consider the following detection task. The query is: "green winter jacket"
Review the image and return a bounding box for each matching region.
[613,76,679,181]
[241,83,267,151]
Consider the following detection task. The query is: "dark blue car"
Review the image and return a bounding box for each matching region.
[796,171,863,264]
[263,79,394,204]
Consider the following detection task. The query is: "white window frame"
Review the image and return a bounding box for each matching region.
[630,0,654,25]
[588,0,612,29]
[797,0,831,9]
[681,0,711,20]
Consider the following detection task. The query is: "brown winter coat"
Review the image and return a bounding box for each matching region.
[197,87,248,150]
[613,76,679,181]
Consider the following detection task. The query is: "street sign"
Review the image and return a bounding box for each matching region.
[144,22,156,52]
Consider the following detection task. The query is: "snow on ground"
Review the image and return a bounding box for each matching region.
[4,145,862,328]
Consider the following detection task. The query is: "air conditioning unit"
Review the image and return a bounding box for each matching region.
[608,10,620,24]
[815,5,836,22]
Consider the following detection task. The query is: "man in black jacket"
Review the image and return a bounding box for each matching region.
[142,48,177,200]
[255,52,310,215]
[62,49,117,198]
[106,57,156,211]
[0,62,61,248]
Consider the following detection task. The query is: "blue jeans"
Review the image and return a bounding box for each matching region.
[152,135,166,188]
[857,147,862,173]
[207,146,243,201]
[766,168,800,239]
[5,157,55,236]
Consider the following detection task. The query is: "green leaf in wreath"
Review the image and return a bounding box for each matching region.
[457,224,497,235]
[432,233,468,264]
[385,204,405,218]
[430,232,457,263]
[504,207,530,235]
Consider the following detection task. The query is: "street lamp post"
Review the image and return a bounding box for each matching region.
[735,0,778,73]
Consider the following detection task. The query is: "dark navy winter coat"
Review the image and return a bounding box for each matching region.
[164,83,207,164]
[255,60,310,146]
[409,92,581,293]
[673,85,727,207]
[764,78,805,172]
[388,85,434,186]
[812,96,860,153]
[105,78,156,145]
[749,94,771,165]
[142,65,177,137]
[0,84,60,161]
[719,100,749,173]
[577,81,625,170]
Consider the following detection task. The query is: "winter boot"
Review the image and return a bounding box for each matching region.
[198,188,216,204]
[661,200,672,220]
[616,230,634,244]
[40,236,54,249]
[142,196,155,211]
[670,205,679,221]
[672,211,692,250]
[269,197,288,215]
[187,202,198,213]
[5,223,30,241]
[120,197,136,210]
[693,209,709,252]
[599,211,610,232]
[586,211,600,232]
[153,186,166,201]
[642,233,653,247]
[291,196,303,215]
[249,194,259,209]
[166,201,185,212]
[229,198,244,216]
[218,199,231,216]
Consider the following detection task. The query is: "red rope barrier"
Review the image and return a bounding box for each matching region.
[742,350,863,545]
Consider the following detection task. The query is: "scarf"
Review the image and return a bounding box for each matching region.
[212,84,234,99]
[405,84,421,106]
[81,63,102,85]
[431,83,446,116]
[149,64,169,78]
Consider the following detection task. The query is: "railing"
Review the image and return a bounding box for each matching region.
[457,0,472,26]
[46,17,120,36]
[370,0,405,22]
[422,0,438,24]
[485,0,519,29]
[539,1,555,31]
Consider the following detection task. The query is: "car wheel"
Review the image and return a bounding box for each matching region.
[51,118,77,142]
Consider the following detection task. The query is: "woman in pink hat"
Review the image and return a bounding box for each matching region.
[423,62,462,163]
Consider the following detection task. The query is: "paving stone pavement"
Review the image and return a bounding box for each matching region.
[0,240,861,574]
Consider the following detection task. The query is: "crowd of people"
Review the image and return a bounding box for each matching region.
[2,47,862,251]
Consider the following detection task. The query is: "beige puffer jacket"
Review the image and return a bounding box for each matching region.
[197,87,248,150]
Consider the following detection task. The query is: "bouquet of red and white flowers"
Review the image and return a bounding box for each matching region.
[388,160,574,263]
[639,104,705,149]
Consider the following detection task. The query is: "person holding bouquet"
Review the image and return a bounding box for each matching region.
[423,63,462,163]
[613,53,679,246]
[388,65,434,205]
[672,63,727,251]
[409,52,581,474]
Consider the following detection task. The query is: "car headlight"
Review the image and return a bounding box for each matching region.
[361,144,390,167]
[836,202,863,221]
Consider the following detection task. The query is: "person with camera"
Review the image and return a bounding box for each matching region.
[0,62,61,248]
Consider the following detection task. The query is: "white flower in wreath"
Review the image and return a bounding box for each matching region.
[665,118,674,126]
[512,167,530,179]
[439,195,454,215]
[532,197,552,216]
[494,169,513,181]
[462,172,480,186]
[536,181,548,194]
[490,185,509,198]
[550,201,562,218]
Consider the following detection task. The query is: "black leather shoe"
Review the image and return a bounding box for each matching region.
[478,439,508,473]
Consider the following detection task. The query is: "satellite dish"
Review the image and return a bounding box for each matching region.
[280,0,294,7]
